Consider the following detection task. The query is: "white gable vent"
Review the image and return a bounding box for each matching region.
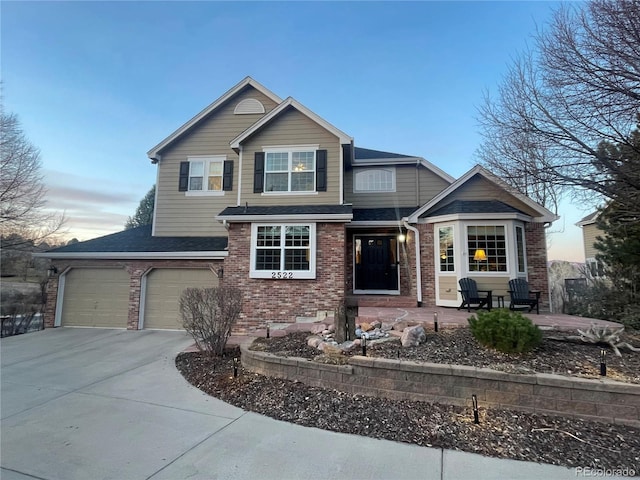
[234,98,265,115]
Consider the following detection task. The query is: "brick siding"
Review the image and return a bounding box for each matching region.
[525,223,550,311]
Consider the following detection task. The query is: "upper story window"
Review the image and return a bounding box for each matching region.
[265,148,315,193]
[354,168,395,193]
[178,156,233,195]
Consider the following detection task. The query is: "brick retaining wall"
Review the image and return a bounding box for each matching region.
[241,343,640,427]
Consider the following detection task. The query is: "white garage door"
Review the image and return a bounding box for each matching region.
[143,268,218,330]
[61,268,129,328]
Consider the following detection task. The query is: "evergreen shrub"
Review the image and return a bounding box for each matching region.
[468,309,542,354]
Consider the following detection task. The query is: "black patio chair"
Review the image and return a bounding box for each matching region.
[458,278,492,312]
[508,278,541,314]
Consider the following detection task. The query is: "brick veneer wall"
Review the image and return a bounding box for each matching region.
[223,222,346,332]
[241,345,640,427]
[44,259,223,329]
[525,223,550,311]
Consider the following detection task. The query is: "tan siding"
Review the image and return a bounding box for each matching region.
[468,276,511,298]
[154,86,279,236]
[583,223,602,259]
[345,165,450,208]
[62,268,129,327]
[430,175,540,217]
[240,107,341,206]
[439,276,458,301]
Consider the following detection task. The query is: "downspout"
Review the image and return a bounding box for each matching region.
[403,221,422,307]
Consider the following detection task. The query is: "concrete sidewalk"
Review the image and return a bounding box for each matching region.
[1,328,580,480]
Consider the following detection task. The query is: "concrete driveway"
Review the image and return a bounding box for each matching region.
[1,328,577,480]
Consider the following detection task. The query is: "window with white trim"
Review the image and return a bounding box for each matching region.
[438,226,455,272]
[187,156,225,193]
[467,225,507,272]
[515,225,526,274]
[250,223,316,279]
[264,149,316,192]
[354,168,395,192]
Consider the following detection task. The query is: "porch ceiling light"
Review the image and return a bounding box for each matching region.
[398,233,406,243]
[473,249,487,261]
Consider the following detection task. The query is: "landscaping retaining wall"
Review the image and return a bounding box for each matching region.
[241,344,640,427]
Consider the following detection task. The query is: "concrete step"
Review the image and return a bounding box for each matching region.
[349,295,417,308]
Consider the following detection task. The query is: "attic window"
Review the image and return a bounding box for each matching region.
[234,98,265,115]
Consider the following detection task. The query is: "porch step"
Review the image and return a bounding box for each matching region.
[347,295,417,308]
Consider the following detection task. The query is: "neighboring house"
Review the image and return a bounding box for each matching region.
[39,77,558,333]
[576,211,604,277]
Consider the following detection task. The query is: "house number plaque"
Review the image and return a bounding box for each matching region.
[271,271,294,279]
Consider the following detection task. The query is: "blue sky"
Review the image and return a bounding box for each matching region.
[3,1,588,261]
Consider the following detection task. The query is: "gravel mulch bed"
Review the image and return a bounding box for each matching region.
[176,329,640,471]
[251,329,640,384]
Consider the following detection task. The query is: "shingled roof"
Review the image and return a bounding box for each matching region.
[354,147,415,160]
[44,225,228,254]
[217,204,352,220]
[352,207,418,222]
[425,200,527,218]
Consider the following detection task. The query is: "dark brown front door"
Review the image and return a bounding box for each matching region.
[355,236,398,291]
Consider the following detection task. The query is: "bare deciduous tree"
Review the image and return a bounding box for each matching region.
[477,0,640,215]
[0,110,64,248]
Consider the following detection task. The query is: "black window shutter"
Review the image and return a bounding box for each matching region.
[254,152,265,193]
[178,161,189,191]
[223,160,233,191]
[316,150,327,192]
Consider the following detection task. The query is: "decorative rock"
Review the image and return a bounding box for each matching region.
[311,323,327,334]
[353,339,361,346]
[327,324,336,333]
[322,329,331,335]
[355,328,364,338]
[318,342,343,355]
[381,322,394,331]
[393,320,421,332]
[371,320,382,329]
[307,336,323,348]
[400,325,427,347]
[340,340,356,352]
[360,322,373,332]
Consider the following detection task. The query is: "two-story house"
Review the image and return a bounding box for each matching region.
[41,77,557,333]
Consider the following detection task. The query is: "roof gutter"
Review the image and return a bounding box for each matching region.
[403,220,422,307]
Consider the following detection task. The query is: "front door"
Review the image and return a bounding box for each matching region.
[354,236,399,292]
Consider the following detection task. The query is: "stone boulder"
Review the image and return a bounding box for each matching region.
[307,336,323,348]
[400,325,426,347]
[318,342,343,355]
[392,320,421,332]
[311,323,327,334]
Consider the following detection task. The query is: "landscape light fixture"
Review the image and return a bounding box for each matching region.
[47,265,58,277]
[361,336,367,356]
[433,312,439,332]
[233,357,239,378]
[472,394,480,424]
[600,349,607,376]
[266,322,270,339]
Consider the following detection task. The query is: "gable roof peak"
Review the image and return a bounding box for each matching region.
[147,76,282,162]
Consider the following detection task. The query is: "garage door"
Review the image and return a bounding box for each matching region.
[61,268,129,328]
[143,268,218,330]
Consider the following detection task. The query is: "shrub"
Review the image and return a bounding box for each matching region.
[179,287,243,357]
[468,309,542,354]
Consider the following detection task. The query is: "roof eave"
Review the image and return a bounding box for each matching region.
[230,97,353,149]
[34,251,229,260]
[216,213,353,223]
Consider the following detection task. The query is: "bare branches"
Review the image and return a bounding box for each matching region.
[0,111,65,247]
[477,0,640,214]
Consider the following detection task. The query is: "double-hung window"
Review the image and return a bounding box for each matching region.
[264,148,316,192]
[185,156,225,194]
[250,223,316,279]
